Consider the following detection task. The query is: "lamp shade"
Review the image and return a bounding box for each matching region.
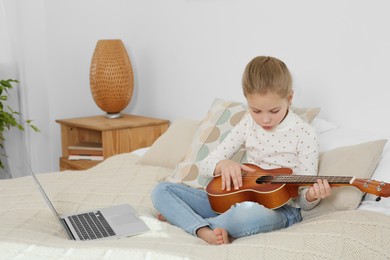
[90,39,134,118]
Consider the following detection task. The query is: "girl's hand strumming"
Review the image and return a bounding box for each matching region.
[215,160,256,191]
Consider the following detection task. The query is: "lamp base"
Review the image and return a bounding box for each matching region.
[105,113,122,119]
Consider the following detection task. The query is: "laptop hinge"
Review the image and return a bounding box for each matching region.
[60,218,76,240]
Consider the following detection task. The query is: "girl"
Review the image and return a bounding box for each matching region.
[152,56,331,245]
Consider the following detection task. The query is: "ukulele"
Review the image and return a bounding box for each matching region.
[205,163,390,214]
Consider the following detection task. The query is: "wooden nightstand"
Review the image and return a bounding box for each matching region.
[56,114,169,171]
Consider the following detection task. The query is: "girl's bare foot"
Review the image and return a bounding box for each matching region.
[196,226,230,245]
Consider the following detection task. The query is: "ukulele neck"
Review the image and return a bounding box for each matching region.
[269,175,355,184]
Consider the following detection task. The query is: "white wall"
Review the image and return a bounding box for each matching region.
[3,0,390,175]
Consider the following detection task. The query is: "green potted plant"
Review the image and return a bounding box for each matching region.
[0,79,39,169]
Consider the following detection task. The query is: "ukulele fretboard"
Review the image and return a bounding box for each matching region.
[263,175,354,184]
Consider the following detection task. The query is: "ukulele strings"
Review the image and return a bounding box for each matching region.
[241,172,354,183]
[241,172,265,180]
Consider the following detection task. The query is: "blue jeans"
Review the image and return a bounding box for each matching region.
[151,182,302,238]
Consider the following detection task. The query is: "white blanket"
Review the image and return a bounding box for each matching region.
[1,153,389,260]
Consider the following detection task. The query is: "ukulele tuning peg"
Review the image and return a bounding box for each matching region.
[376,197,382,202]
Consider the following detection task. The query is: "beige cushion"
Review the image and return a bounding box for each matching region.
[302,139,387,219]
[138,119,200,169]
[167,98,321,189]
[290,106,320,124]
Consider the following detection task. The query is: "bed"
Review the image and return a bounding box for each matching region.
[1,99,389,260]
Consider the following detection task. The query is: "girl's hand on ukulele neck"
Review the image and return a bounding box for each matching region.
[306,179,332,202]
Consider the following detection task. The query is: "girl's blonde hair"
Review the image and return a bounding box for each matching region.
[242,56,292,98]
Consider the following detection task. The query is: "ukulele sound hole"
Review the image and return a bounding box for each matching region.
[256,176,274,184]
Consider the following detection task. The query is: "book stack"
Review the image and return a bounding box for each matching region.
[68,142,104,161]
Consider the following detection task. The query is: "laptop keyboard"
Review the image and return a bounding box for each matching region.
[68,211,116,240]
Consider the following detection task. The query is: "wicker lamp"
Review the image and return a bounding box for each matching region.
[90,39,134,118]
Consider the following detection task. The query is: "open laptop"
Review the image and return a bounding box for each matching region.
[29,164,150,241]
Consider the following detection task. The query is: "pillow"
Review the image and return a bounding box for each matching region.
[290,106,320,124]
[310,117,338,134]
[138,119,200,169]
[316,126,390,212]
[362,137,390,208]
[166,98,321,189]
[318,127,385,152]
[301,139,387,219]
[167,98,248,188]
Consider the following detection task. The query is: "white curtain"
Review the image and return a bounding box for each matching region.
[0,0,30,179]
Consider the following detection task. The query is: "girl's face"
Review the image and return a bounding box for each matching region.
[246,92,292,131]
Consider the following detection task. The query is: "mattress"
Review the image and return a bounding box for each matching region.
[0,153,389,260]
